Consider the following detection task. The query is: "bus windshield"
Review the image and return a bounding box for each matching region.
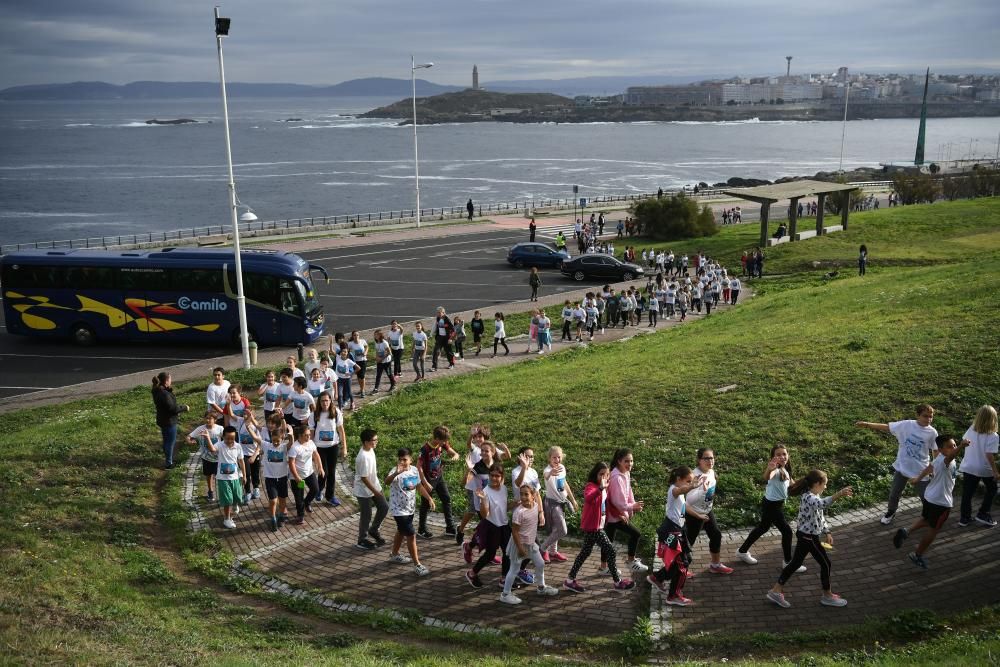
[298,279,321,317]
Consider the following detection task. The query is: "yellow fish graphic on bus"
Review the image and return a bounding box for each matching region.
[5,291,220,334]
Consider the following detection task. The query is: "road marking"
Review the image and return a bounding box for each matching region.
[306,233,525,263]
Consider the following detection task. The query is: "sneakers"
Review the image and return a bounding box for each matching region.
[614,579,636,591]
[368,530,386,546]
[462,541,474,564]
[549,551,568,562]
[371,388,379,394]
[517,570,535,585]
[252,488,260,500]
[537,585,558,596]
[880,513,895,525]
[541,551,550,564]
[820,593,848,607]
[958,517,971,527]
[328,497,341,507]
[596,566,611,576]
[737,551,758,565]
[709,562,734,574]
[244,492,252,504]
[975,513,997,528]
[414,564,430,577]
[563,579,585,593]
[783,561,807,574]
[628,558,649,573]
[665,594,692,606]
[269,517,278,532]
[499,592,522,605]
[357,391,365,398]
[455,529,466,545]
[893,528,908,549]
[389,553,410,564]
[491,555,502,566]
[417,529,433,539]
[356,539,376,550]
[646,574,667,593]
[908,552,928,569]
[444,526,458,537]
[233,504,240,515]
[222,518,236,529]
[466,569,484,589]
[207,490,215,501]
[767,591,791,608]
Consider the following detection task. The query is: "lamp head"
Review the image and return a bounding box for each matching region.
[215,16,231,36]
[239,207,258,222]
[413,62,434,70]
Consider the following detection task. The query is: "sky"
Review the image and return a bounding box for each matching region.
[1,0,998,89]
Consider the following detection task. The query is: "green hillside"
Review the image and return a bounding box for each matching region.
[0,198,998,664]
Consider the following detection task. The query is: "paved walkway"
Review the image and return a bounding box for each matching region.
[653,497,1000,637]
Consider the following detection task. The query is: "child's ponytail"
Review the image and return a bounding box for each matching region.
[789,469,827,496]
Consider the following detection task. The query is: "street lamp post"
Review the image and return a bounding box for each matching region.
[214,7,251,369]
[411,57,433,228]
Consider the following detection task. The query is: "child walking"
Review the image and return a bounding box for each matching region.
[386,447,434,576]
[647,466,696,605]
[957,405,999,527]
[539,446,578,563]
[453,316,467,360]
[492,312,509,357]
[470,311,485,356]
[465,463,512,589]
[563,462,636,593]
[186,411,222,501]
[767,470,853,609]
[737,445,804,572]
[894,435,968,568]
[261,415,293,531]
[411,322,428,381]
[537,310,552,354]
[371,329,396,393]
[211,426,246,530]
[602,448,648,575]
[501,484,559,604]
[686,448,733,574]
[355,428,389,550]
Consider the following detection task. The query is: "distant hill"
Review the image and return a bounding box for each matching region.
[0,79,462,100]
[360,89,573,123]
[485,74,712,96]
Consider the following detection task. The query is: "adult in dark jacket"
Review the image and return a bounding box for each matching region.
[152,372,190,469]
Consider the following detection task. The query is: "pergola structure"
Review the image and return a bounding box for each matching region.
[722,180,859,248]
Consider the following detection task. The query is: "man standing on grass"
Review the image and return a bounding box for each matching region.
[856,404,939,525]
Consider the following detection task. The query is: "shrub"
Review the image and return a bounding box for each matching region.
[631,194,718,241]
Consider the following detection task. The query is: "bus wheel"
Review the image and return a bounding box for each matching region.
[72,324,97,346]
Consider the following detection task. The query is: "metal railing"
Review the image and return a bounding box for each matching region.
[0,182,895,255]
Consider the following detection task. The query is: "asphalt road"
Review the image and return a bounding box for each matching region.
[0,226,585,400]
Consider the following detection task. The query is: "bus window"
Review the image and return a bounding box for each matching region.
[118,268,164,291]
[243,273,279,308]
[65,266,113,290]
[297,280,321,317]
[173,268,223,292]
[279,279,301,316]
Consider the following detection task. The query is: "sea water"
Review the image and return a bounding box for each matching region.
[0,97,997,244]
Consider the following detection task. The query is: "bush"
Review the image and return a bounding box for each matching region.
[892,172,939,204]
[631,194,718,241]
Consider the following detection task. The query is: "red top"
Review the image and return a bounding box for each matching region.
[580,481,607,532]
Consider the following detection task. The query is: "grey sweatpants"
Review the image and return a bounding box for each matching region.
[886,470,928,518]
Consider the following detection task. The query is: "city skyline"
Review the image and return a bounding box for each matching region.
[0,1,998,90]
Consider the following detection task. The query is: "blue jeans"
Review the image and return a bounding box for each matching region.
[160,423,178,466]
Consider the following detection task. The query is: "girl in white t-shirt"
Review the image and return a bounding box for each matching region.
[262,414,293,531]
[501,483,559,604]
[333,347,359,410]
[492,312,509,357]
[311,391,347,506]
[282,376,316,427]
[371,329,396,394]
[539,446,579,563]
[258,370,280,422]
[387,320,405,378]
[411,322,428,381]
[649,466,697,604]
[958,405,999,527]
[464,463,511,589]
[307,367,328,399]
[186,411,223,501]
[686,448,733,574]
[304,347,321,378]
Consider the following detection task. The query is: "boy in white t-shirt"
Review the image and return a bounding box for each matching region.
[893,435,967,568]
[355,428,388,550]
[187,412,223,501]
[386,447,435,576]
[206,367,230,423]
[856,404,939,525]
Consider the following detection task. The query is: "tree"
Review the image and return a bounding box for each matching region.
[630,194,718,241]
[891,172,939,204]
[823,175,865,214]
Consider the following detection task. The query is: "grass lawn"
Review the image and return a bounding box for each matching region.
[1,197,998,665]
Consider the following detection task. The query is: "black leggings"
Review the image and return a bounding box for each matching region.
[685,511,722,554]
[569,529,621,582]
[605,521,642,559]
[493,338,509,354]
[391,348,403,376]
[291,472,319,517]
[242,455,261,494]
[473,521,511,574]
[317,447,338,500]
[648,309,658,326]
[561,320,572,340]
[778,531,832,590]
[418,476,454,531]
[374,362,395,390]
[739,498,793,562]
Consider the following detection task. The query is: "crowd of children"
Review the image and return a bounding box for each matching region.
[163,359,997,611]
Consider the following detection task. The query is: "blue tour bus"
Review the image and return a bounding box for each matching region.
[0,247,327,346]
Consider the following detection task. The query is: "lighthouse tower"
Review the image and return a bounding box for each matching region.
[472,65,480,90]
